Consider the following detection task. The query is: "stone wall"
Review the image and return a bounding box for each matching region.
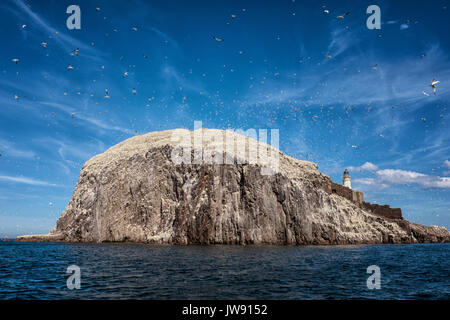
[325,182,402,220]
[328,182,364,204]
[361,202,403,220]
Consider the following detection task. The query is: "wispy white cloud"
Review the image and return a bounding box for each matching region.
[244,31,450,110]
[400,24,409,30]
[378,169,450,189]
[146,26,180,50]
[377,119,450,169]
[444,160,450,168]
[0,175,60,186]
[347,162,378,172]
[38,101,134,135]
[327,26,359,59]
[352,177,388,190]
[443,160,450,175]
[161,65,207,94]
[0,139,36,159]
[353,168,450,190]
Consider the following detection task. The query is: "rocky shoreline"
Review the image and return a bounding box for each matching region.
[16,129,450,245]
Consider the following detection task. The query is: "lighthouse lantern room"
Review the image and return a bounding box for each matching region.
[343,169,352,189]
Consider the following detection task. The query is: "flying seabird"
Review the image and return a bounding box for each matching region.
[213,36,223,42]
[336,12,350,19]
[123,71,128,77]
[430,78,440,95]
[41,42,47,48]
[67,64,74,70]
[422,91,430,96]
[12,58,19,64]
[324,10,329,14]
[75,48,79,55]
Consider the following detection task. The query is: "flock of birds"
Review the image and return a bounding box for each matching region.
[4,4,446,163]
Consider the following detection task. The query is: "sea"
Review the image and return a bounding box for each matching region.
[0,241,448,300]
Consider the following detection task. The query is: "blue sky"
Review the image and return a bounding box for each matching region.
[0,0,449,237]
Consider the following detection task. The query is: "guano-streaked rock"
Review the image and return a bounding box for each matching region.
[17,129,450,245]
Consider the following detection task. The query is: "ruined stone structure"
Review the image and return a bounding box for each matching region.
[325,180,402,220]
[326,182,364,203]
[361,203,402,220]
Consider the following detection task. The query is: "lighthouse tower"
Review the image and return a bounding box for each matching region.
[343,169,352,189]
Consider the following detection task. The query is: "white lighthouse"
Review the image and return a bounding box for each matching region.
[343,169,352,189]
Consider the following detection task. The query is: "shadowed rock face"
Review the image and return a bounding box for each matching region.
[17,129,450,244]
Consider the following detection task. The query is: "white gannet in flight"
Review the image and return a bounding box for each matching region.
[213,36,223,42]
[430,78,440,95]
[336,12,350,19]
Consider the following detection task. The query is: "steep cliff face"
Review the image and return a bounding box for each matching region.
[17,129,450,244]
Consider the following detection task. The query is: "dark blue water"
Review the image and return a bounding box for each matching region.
[0,242,448,299]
